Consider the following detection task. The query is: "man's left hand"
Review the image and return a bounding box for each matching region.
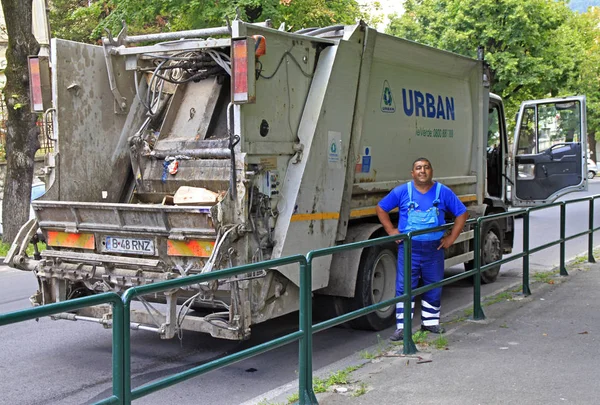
[437,236,455,250]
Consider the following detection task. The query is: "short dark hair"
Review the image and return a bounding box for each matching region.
[412,157,432,170]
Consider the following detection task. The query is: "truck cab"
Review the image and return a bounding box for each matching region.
[510,96,587,206]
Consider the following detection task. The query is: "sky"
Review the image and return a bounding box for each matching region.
[363,0,600,31]
[362,0,404,31]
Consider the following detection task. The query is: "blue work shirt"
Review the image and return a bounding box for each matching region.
[378,181,467,241]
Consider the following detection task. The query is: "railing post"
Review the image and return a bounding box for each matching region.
[589,198,596,263]
[402,236,418,355]
[122,297,132,405]
[299,257,318,405]
[112,300,125,404]
[559,202,568,276]
[522,210,531,296]
[472,219,485,320]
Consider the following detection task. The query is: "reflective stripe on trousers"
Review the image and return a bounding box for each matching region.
[396,240,444,329]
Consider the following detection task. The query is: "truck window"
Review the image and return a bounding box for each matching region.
[487,104,502,197]
[537,101,581,149]
[517,106,536,154]
[487,107,500,151]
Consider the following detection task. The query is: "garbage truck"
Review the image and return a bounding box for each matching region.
[8,19,588,340]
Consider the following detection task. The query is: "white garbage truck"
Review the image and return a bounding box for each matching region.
[8,19,587,339]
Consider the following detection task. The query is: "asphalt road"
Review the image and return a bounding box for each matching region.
[1,181,599,405]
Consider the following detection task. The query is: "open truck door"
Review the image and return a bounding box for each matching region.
[511,96,587,207]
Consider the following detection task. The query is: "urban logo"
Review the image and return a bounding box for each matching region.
[401,89,455,121]
[381,80,396,113]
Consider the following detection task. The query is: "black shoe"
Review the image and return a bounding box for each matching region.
[421,324,445,334]
[390,329,404,341]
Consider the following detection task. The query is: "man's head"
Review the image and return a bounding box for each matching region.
[411,157,434,186]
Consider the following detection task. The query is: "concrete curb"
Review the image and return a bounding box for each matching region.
[242,249,598,405]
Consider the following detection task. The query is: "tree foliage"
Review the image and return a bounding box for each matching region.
[49,0,374,44]
[564,7,600,158]
[385,0,595,133]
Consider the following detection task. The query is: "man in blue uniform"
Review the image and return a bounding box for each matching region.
[376,157,468,341]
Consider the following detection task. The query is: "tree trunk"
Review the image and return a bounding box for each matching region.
[588,131,597,162]
[1,0,40,243]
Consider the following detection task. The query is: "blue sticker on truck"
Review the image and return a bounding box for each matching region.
[361,147,371,173]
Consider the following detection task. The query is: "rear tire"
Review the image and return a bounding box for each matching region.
[588,171,595,179]
[347,243,397,330]
[464,220,503,284]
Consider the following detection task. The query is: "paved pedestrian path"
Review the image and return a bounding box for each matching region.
[252,261,600,405]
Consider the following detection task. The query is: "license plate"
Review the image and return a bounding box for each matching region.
[103,236,155,255]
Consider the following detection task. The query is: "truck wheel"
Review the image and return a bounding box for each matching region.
[464,221,503,284]
[348,243,397,331]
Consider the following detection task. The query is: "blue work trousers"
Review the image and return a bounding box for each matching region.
[395,240,444,329]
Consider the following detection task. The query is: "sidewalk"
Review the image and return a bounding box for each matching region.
[258,261,600,405]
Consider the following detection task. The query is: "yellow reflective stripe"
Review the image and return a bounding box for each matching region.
[47,231,95,249]
[460,194,478,203]
[167,240,215,257]
[349,207,398,218]
[295,195,477,223]
[350,207,376,218]
[290,212,340,222]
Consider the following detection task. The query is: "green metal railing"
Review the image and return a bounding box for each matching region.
[1,195,599,404]
[0,293,125,405]
[120,254,309,404]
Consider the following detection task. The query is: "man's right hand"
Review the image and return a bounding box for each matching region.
[388,228,402,244]
[376,205,401,243]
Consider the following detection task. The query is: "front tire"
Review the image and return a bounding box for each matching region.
[464,220,503,284]
[347,243,397,330]
[588,171,595,179]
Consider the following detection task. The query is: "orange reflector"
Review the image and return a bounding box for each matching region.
[28,57,44,112]
[47,231,95,249]
[233,39,249,103]
[167,240,215,258]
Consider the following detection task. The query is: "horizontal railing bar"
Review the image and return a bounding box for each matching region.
[528,239,564,255]
[526,201,563,213]
[313,295,407,333]
[123,255,306,302]
[564,229,592,241]
[308,234,407,259]
[131,331,303,399]
[564,196,593,205]
[0,293,121,326]
[93,395,121,405]
[479,252,527,272]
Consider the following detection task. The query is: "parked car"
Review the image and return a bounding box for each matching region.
[588,159,597,179]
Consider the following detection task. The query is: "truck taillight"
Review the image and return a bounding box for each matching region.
[232,38,256,104]
[28,55,51,112]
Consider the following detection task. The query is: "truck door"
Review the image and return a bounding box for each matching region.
[511,96,587,206]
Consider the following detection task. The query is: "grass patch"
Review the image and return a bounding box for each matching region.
[432,334,448,349]
[0,241,46,257]
[484,291,513,306]
[412,330,428,344]
[257,400,284,405]
[359,334,388,359]
[286,393,299,404]
[532,271,556,284]
[312,365,360,393]
[352,382,368,397]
